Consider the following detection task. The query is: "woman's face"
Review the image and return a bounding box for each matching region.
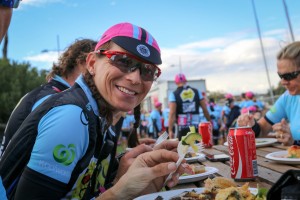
[86,43,154,112]
[277,59,300,95]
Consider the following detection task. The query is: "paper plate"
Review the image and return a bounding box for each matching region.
[134,187,257,200]
[224,138,277,148]
[185,153,206,163]
[265,151,300,164]
[178,166,218,184]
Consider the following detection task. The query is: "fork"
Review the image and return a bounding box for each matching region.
[163,141,188,186]
[154,131,169,146]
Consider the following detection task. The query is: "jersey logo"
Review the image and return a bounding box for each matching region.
[180,88,195,102]
[269,106,277,113]
[53,144,76,166]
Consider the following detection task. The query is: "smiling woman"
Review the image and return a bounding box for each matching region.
[237,41,300,147]
[0,22,186,200]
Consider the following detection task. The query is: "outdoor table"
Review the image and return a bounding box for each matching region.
[170,143,298,191]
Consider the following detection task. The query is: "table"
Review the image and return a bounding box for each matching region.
[171,143,300,191]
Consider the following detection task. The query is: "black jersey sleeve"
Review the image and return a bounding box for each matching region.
[14,167,68,200]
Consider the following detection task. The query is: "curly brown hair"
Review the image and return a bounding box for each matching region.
[46,38,97,81]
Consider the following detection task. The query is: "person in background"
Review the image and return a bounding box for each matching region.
[162,103,172,134]
[0,38,97,156]
[148,102,163,139]
[207,98,222,144]
[120,111,135,148]
[225,98,241,129]
[168,73,211,140]
[237,41,300,146]
[0,0,21,43]
[0,22,186,199]
[219,93,233,136]
[243,91,255,109]
[139,109,148,138]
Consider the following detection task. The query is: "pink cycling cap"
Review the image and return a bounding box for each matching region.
[225,93,233,99]
[245,91,254,99]
[248,106,257,112]
[174,73,187,84]
[95,22,162,64]
[155,102,162,108]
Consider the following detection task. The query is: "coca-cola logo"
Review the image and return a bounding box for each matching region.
[228,135,236,175]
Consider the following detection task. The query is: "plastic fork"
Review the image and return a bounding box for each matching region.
[163,141,188,186]
[154,131,169,146]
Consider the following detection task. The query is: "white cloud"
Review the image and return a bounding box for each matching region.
[159,34,290,95]
[23,29,299,95]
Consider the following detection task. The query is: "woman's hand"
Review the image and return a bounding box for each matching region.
[153,140,179,152]
[139,138,156,147]
[108,149,185,200]
[114,144,153,184]
[236,113,255,127]
[272,119,293,146]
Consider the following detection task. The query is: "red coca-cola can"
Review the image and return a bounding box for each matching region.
[198,122,213,148]
[227,127,258,181]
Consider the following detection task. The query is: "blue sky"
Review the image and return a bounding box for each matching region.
[2,0,300,95]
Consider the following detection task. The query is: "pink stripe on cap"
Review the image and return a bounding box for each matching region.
[95,22,160,53]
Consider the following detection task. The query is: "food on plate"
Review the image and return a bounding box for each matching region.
[182,163,206,176]
[204,177,237,194]
[161,177,268,200]
[181,126,202,152]
[185,152,197,158]
[287,145,300,158]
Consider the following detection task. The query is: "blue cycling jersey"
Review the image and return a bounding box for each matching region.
[266,91,300,140]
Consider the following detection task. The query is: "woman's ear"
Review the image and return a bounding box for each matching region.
[86,52,96,75]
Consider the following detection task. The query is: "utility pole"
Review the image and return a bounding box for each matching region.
[57,35,60,57]
[282,0,295,42]
[251,0,275,104]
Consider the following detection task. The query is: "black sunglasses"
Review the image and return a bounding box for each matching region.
[95,49,161,81]
[278,70,300,81]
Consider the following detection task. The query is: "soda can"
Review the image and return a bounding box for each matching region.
[227,127,258,181]
[198,122,213,148]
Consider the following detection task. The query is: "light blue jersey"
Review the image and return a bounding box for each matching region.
[266,91,300,140]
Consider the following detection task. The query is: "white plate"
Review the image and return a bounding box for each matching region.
[134,187,258,200]
[265,151,300,164]
[224,138,277,148]
[185,153,205,163]
[178,167,218,184]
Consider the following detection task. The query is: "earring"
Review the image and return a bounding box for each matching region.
[89,71,94,75]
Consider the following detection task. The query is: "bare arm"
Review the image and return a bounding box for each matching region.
[200,99,211,122]
[0,6,12,43]
[257,117,273,137]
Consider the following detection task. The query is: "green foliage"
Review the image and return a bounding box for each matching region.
[272,81,286,96]
[0,59,47,123]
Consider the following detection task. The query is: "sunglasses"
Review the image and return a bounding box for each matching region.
[277,70,300,81]
[95,49,161,81]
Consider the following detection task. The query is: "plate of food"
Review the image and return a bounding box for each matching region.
[134,177,265,200]
[179,166,218,184]
[265,145,300,164]
[224,138,278,148]
[184,152,205,163]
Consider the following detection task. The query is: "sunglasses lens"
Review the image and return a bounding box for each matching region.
[109,53,157,81]
[278,71,299,81]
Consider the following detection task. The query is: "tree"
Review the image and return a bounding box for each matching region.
[0,59,47,123]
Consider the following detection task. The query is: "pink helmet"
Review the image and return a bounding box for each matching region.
[155,102,162,108]
[245,91,254,99]
[174,73,187,84]
[225,93,233,99]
